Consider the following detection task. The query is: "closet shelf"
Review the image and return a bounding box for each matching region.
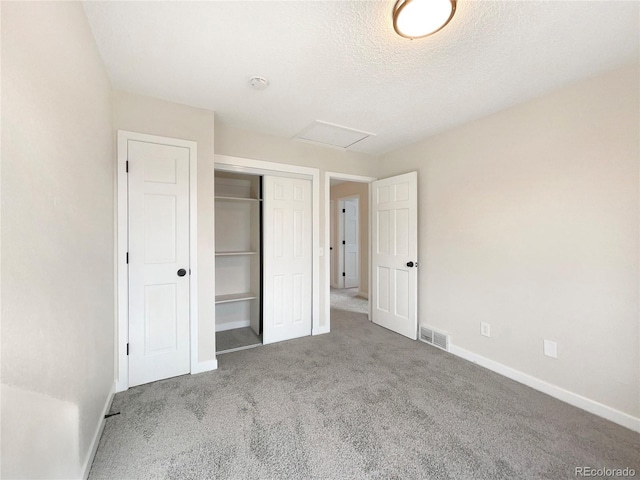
[215,195,262,202]
[215,251,258,256]
[215,292,257,304]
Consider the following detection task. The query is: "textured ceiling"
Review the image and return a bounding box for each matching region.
[83,1,639,155]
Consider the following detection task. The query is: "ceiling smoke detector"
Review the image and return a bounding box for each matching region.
[249,76,269,90]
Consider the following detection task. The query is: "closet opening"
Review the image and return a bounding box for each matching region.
[214,171,263,354]
[214,154,319,354]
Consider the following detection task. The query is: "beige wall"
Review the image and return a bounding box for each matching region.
[112,91,217,364]
[1,2,115,478]
[377,65,640,418]
[330,182,370,297]
[215,123,378,327]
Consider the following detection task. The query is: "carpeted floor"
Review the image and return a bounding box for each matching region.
[216,327,262,353]
[330,287,368,315]
[89,299,640,479]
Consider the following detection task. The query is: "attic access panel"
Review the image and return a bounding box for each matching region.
[294,120,375,149]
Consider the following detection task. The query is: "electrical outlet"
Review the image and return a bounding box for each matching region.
[480,322,491,337]
[543,340,558,358]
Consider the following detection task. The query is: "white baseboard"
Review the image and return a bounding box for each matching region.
[313,326,330,336]
[357,291,368,299]
[215,320,250,332]
[81,381,115,479]
[191,357,218,375]
[448,344,640,433]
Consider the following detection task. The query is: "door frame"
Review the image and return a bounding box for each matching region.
[337,195,360,289]
[214,154,321,338]
[324,172,377,334]
[116,131,198,392]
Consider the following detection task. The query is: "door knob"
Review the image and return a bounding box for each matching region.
[406,261,415,268]
[177,268,187,277]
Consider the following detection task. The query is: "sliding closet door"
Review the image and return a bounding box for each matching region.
[263,176,312,344]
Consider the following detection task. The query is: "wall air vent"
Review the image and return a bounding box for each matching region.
[419,325,450,351]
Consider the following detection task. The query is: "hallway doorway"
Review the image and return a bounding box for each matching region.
[326,174,375,329]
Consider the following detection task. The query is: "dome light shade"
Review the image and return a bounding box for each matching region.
[393,0,456,39]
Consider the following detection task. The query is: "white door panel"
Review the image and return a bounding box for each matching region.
[343,199,359,289]
[330,200,336,285]
[371,171,418,340]
[128,140,191,387]
[263,176,312,344]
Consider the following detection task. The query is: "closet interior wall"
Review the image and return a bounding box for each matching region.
[214,171,263,350]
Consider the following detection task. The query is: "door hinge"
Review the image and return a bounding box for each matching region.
[126,161,129,173]
[126,252,129,264]
[342,208,346,213]
[342,272,346,277]
[342,240,346,245]
[189,269,191,275]
[126,343,129,356]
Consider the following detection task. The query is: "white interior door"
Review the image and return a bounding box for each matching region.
[371,171,418,339]
[343,199,359,289]
[263,176,312,344]
[330,200,336,286]
[128,140,191,387]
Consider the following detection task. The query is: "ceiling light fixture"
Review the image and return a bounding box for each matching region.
[393,0,456,39]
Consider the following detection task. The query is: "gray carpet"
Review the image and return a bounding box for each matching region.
[90,305,640,479]
[216,327,262,353]
[330,287,368,314]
